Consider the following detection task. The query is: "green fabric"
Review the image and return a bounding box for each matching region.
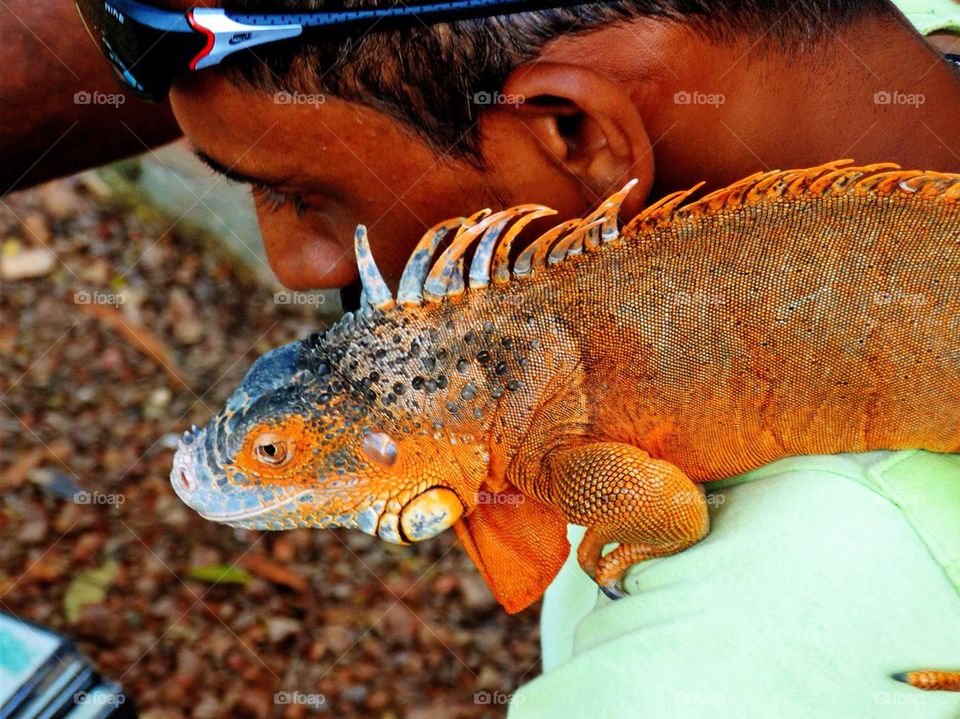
[868,451,960,592]
[509,451,960,718]
[895,0,960,35]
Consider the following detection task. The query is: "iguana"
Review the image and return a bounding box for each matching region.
[171,160,960,691]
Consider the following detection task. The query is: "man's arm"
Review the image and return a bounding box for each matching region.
[0,0,181,193]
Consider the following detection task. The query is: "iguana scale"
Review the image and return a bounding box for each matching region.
[171,160,960,691]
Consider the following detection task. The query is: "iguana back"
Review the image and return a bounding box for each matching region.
[545,166,960,480]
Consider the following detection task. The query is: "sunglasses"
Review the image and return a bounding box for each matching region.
[76,0,597,102]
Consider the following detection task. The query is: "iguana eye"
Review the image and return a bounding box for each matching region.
[253,432,293,466]
[362,432,398,467]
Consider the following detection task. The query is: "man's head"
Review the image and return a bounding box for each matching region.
[167,0,898,290]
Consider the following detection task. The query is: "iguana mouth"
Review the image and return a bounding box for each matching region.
[171,434,314,526]
[198,488,313,522]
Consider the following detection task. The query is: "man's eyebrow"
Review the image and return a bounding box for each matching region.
[192,148,275,187]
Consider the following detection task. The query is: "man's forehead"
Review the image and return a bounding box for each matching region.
[170,74,328,186]
[169,68,450,193]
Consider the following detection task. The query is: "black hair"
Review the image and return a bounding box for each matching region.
[221,0,894,159]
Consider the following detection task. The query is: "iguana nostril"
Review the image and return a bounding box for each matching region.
[179,468,196,493]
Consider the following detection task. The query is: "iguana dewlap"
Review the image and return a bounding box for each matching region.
[171,161,960,690]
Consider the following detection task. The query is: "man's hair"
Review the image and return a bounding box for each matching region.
[222,0,893,160]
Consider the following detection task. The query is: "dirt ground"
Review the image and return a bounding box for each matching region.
[0,176,540,718]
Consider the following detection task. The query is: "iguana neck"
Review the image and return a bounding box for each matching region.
[309,297,580,492]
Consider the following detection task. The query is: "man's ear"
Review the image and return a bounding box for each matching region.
[501,62,654,211]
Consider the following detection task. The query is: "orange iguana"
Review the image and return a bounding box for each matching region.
[171,160,960,690]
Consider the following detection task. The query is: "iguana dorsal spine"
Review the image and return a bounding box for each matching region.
[353,159,960,314]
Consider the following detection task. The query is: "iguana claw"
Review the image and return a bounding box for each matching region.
[599,582,626,601]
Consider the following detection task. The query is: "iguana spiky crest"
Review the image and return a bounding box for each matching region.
[348,160,958,316]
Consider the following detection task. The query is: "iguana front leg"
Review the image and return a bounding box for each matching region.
[546,442,709,593]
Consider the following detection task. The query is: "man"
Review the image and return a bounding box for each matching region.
[5,0,960,292]
[4,0,960,715]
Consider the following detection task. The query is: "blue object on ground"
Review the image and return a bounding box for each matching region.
[0,613,134,718]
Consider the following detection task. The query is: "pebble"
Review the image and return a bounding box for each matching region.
[149,596,179,619]
[159,432,182,450]
[433,574,458,596]
[75,386,97,404]
[342,685,369,703]
[118,285,146,324]
[145,387,172,414]
[188,545,222,566]
[458,573,498,613]
[139,242,172,271]
[38,181,83,218]
[0,247,56,280]
[476,663,503,688]
[79,257,112,285]
[193,695,222,719]
[97,347,124,372]
[265,616,301,643]
[271,537,295,562]
[19,517,49,543]
[21,213,51,244]
[167,287,204,345]
[315,625,354,654]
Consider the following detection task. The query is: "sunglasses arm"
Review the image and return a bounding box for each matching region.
[186,8,302,70]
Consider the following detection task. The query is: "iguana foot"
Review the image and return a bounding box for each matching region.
[893,670,960,691]
[576,527,612,580]
[548,442,710,595]
[576,528,627,599]
[578,529,699,598]
[594,538,704,592]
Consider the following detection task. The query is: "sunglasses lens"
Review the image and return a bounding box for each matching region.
[75,0,203,101]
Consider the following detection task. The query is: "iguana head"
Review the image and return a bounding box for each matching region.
[171,321,490,544]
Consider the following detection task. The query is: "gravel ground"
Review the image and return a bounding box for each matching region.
[0,176,541,718]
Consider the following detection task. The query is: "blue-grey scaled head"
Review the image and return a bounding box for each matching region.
[169,319,482,546]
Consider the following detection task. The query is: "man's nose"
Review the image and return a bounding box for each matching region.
[255,205,360,290]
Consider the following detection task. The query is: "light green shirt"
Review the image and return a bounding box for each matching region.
[511,452,960,718]
[896,0,960,34]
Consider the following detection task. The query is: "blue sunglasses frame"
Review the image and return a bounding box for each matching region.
[77,0,602,100]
